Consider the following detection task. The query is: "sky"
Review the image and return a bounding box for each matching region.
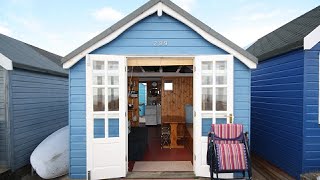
[0,0,319,56]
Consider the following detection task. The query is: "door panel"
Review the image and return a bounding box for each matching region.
[193,55,234,177]
[86,55,127,180]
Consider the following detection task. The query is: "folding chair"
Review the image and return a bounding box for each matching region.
[207,124,252,180]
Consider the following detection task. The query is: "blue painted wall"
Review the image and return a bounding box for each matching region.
[9,68,68,170]
[69,12,252,179]
[251,49,304,178]
[303,42,320,174]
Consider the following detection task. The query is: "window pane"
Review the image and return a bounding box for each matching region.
[202,75,213,85]
[108,88,119,111]
[216,61,227,85]
[108,118,119,137]
[93,75,105,85]
[108,61,119,70]
[216,87,227,111]
[108,76,119,85]
[94,118,105,138]
[202,62,212,71]
[93,88,105,111]
[202,88,213,111]
[216,118,227,124]
[202,118,212,136]
[93,61,104,70]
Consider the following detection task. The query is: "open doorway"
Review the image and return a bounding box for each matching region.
[127,58,194,172]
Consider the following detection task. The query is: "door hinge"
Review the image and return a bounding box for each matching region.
[87,171,91,180]
[125,66,127,72]
[194,155,196,161]
[125,112,127,117]
[194,66,196,72]
[194,111,196,117]
[125,156,128,161]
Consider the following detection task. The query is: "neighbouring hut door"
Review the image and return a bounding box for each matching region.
[86,55,127,179]
[193,55,234,177]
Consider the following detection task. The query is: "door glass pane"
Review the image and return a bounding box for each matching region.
[202,75,213,85]
[202,62,213,71]
[93,61,104,70]
[93,75,105,85]
[108,118,119,137]
[108,88,119,111]
[108,76,119,85]
[216,87,227,111]
[93,88,105,111]
[202,88,213,111]
[202,118,212,136]
[216,118,227,124]
[108,61,119,70]
[94,118,105,138]
[216,61,227,85]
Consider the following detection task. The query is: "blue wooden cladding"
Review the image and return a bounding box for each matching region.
[303,42,320,174]
[251,43,320,179]
[10,68,68,170]
[94,119,105,138]
[69,12,252,179]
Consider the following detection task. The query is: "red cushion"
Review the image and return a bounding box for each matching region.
[216,143,248,171]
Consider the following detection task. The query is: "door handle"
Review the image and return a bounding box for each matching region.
[225,114,233,124]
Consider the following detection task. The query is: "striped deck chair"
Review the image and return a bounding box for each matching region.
[207,124,252,180]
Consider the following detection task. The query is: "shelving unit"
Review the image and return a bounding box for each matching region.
[128,77,139,127]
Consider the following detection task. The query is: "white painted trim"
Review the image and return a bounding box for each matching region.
[0,53,13,70]
[304,25,320,50]
[63,2,257,69]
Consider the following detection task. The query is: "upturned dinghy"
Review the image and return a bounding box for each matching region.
[30,126,69,179]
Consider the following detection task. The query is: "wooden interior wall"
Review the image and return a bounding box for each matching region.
[128,77,139,127]
[161,77,193,136]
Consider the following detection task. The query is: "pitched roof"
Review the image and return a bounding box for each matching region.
[62,0,258,66]
[0,33,67,76]
[247,5,320,61]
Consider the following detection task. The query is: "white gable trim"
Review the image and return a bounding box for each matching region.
[304,25,320,50]
[0,53,13,70]
[63,2,257,69]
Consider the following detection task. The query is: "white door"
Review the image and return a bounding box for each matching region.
[193,55,234,177]
[86,55,127,180]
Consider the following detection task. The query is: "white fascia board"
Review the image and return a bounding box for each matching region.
[304,25,320,50]
[0,53,13,70]
[63,2,257,69]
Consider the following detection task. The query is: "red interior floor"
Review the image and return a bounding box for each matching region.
[142,126,193,161]
[129,126,193,171]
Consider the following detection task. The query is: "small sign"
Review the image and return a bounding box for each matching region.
[153,40,168,46]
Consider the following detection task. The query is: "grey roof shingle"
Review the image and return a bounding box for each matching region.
[0,33,67,76]
[62,0,258,65]
[247,5,320,61]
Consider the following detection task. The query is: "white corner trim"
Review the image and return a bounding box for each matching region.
[63,2,257,69]
[0,53,13,70]
[304,25,320,50]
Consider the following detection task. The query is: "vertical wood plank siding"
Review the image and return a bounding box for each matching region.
[10,68,68,170]
[69,13,251,178]
[0,66,8,167]
[251,49,304,178]
[303,42,320,174]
